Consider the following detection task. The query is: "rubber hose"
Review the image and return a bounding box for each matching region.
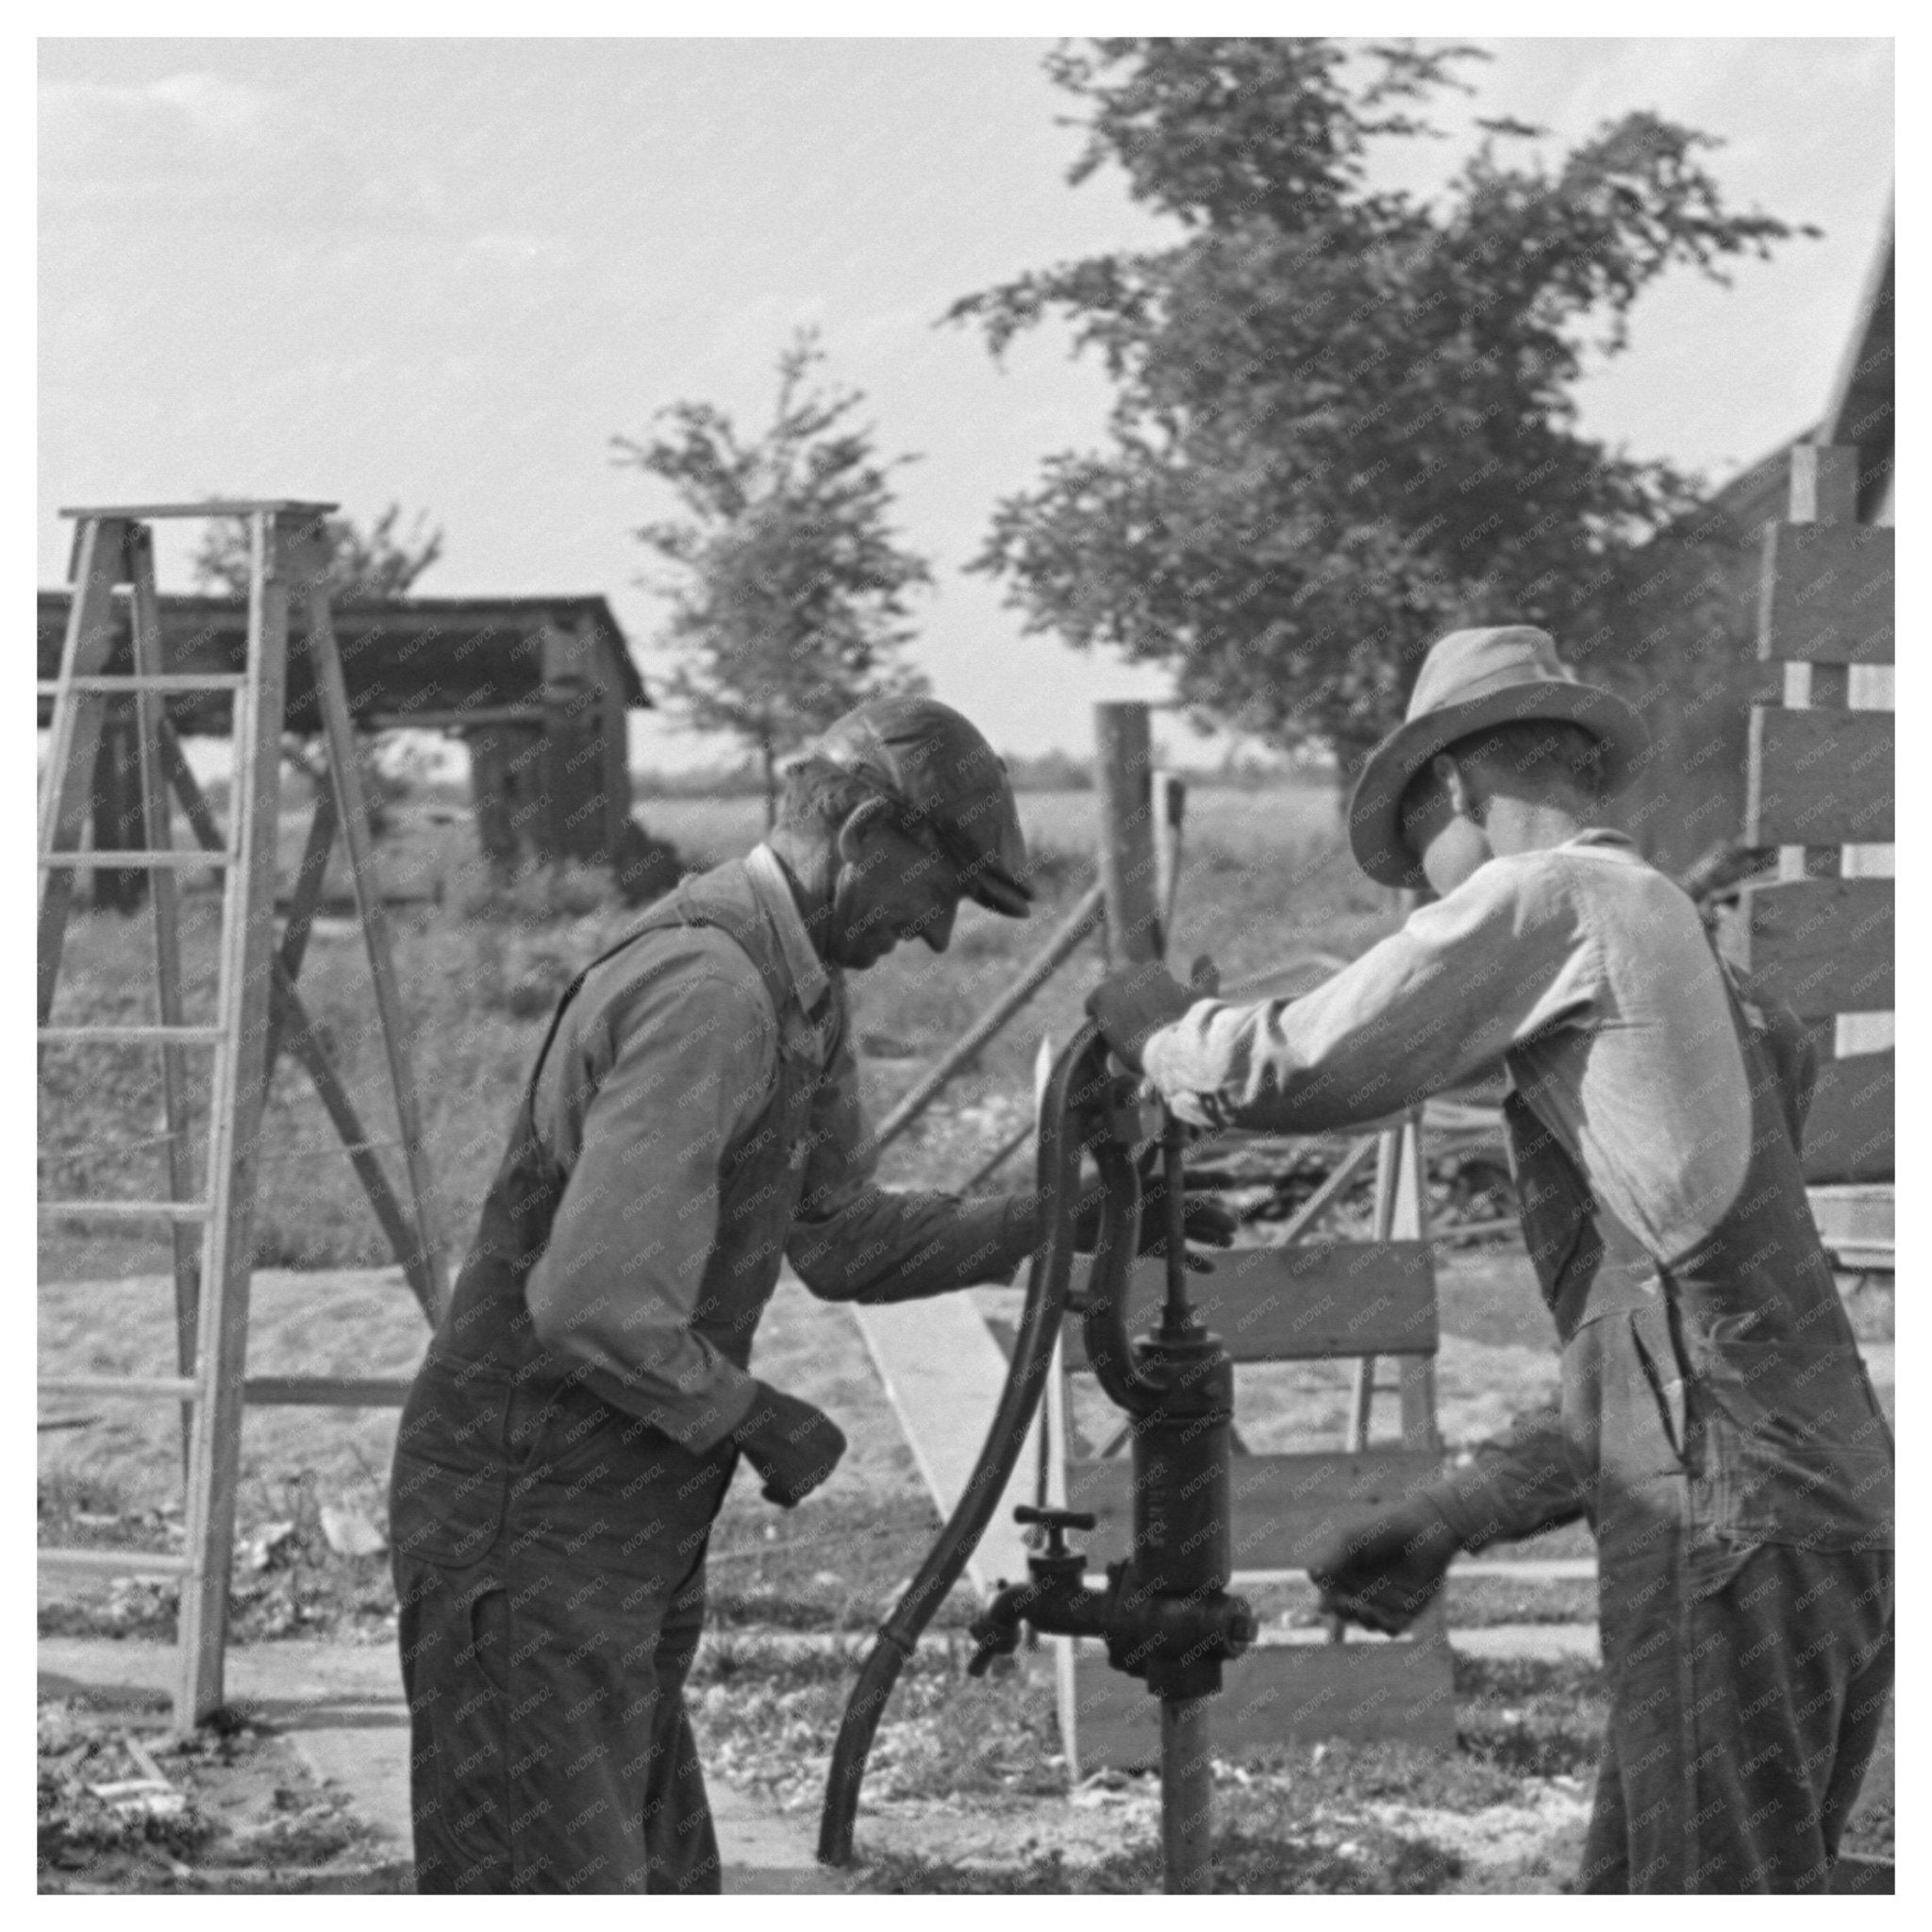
[817,1024,1124,1867]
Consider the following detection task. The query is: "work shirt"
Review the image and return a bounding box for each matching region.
[1147,831,1757,1264]
[1141,829,1892,1557]
[519,843,1034,1452]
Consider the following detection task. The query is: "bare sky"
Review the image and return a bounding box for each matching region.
[39,37,1893,766]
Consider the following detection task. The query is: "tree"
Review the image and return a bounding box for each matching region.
[192,500,444,604]
[616,331,933,826]
[949,39,1814,779]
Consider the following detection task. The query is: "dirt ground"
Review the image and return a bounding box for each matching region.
[40,1263,1895,1891]
[38,1694,408,1894]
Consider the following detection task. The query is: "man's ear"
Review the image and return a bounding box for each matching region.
[1437,754,1481,824]
[835,795,897,872]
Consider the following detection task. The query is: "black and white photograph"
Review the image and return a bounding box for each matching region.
[35,25,1897,1897]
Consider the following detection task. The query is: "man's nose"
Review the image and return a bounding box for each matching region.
[918,897,958,955]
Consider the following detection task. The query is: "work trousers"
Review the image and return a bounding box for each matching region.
[393,1441,738,1893]
[1581,1537,1893,1892]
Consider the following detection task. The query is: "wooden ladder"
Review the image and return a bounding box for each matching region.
[38,501,448,1728]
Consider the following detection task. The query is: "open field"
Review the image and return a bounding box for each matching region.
[38,781,1386,1286]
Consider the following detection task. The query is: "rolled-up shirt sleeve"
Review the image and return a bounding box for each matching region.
[787,1009,1039,1301]
[525,963,774,1453]
[1141,851,1604,1134]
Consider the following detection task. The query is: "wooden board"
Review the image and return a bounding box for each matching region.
[1062,1450,1445,1573]
[1800,1050,1893,1186]
[1058,1241,1436,1371]
[1745,708,1893,847]
[1070,1631,1456,1768]
[1756,523,1895,664]
[1808,1185,1892,1270]
[847,1292,1037,1597]
[1717,877,1893,1019]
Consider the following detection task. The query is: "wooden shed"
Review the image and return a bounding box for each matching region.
[36,591,650,899]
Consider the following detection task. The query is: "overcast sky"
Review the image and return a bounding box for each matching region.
[39,37,1893,766]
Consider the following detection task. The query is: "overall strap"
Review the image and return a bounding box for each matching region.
[520,862,793,1101]
[1699,931,1815,1158]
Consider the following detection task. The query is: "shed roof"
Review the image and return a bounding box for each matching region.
[37,591,648,733]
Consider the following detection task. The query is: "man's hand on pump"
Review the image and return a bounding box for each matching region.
[1085,954,1220,1074]
[1070,1160,1237,1274]
[1074,952,1235,1270]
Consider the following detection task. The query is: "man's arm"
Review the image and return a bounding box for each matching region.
[1140,853,1603,1134]
[787,1012,1038,1303]
[524,961,775,1452]
[1424,1407,1589,1550]
[1306,1407,1586,1635]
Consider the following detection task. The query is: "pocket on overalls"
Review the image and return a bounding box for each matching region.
[391,1361,517,1569]
[1689,1338,1893,1550]
[1627,1310,1689,1468]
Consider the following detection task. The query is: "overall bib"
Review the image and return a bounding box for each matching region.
[1507,958,1893,1891]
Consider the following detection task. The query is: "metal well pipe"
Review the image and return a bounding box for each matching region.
[1161,1697,1214,1894]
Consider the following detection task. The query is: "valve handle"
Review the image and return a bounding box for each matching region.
[1014,1505,1096,1559]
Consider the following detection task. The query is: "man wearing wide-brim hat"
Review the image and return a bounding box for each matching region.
[1088,625,1894,1893]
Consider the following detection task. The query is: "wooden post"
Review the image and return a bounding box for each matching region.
[588,611,632,866]
[468,723,520,867]
[1153,773,1187,939]
[867,883,1106,1158]
[541,616,604,864]
[1094,703,1163,965]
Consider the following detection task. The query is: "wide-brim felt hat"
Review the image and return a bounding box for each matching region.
[1347,625,1650,889]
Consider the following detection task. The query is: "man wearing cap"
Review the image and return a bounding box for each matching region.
[390,694,1228,1894]
[1088,627,1894,1892]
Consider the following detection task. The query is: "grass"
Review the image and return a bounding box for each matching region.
[857,1827,1465,1894]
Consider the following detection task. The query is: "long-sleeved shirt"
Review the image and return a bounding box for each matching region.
[521,844,1039,1450]
[1144,830,1757,1267]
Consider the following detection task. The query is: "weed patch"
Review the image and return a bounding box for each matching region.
[38,1700,394,1894]
[857,1824,1463,1892]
